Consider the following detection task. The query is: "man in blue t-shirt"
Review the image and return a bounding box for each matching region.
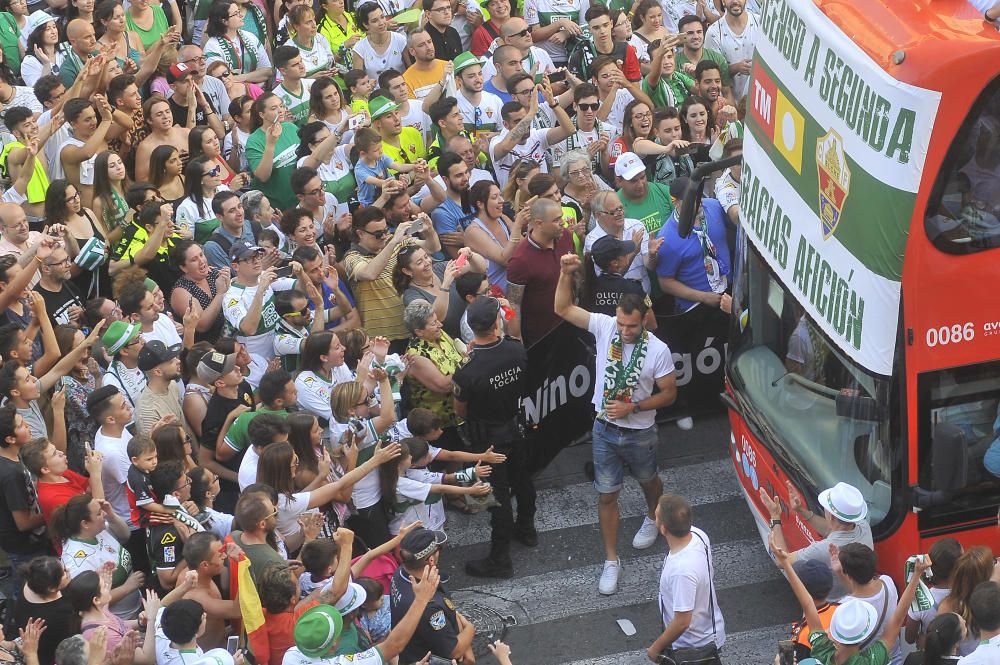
[655,177,732,314]
[430,153,477,259]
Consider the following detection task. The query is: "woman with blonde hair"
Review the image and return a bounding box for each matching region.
[330,372,399,548]
[500,158,540,217]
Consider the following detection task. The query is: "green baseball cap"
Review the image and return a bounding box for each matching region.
[368,96,401,121]
[102,321,141,356]
[453,51,486,75]
[294,605,344,658]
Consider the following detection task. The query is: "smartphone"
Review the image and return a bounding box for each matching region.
[454,253,467,269]
[426,656,455,665]
[777,640,794,665]
[648,39,662,52]
[274,265,293,278]
[676,144,700,155]
[348,114,364,130]
[349,417,366,437]
[548,69,567,84]
[348,199,363,214]
[226,636,239,655]
[534,73,544,84]
[407,219,424,236]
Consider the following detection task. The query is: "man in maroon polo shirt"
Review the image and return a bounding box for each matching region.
[506,199,576,346]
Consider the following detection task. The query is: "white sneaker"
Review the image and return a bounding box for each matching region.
[676,416,694,430]
[632,516,659,549]
[598,559,621,595]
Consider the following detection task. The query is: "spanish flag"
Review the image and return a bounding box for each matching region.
[749,66,805,174]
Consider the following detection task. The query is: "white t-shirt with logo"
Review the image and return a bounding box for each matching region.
[282,646,384,665]
[222,277,297,359]
[489,128,552,189]
[524,0,584,63]
[587,312,674,430]
[704,12,761,102]
[62,530,141,618]
[329,418,381,509]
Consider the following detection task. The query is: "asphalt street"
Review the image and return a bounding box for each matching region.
[436,410,801,665]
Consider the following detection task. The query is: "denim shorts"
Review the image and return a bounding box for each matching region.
[591,419,660,494]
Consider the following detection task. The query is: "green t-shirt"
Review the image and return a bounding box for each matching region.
[619,181,674,235]
[0,13,20,72]
[223,406,289,453]
[246,122,301,211]
[125,5,169,51]
[807,631,889,665]
[675,47,732,88]
[333,622,372,656]
[274,80,313,127]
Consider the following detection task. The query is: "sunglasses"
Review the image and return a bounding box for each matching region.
[361,227,388,239]
[578,102,600,111]
[510,28,530,37]
[283,309,313,319]
[203,165,221,177]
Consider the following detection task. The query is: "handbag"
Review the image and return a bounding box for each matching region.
[658,531,723,665]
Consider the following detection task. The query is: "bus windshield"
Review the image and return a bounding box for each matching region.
[728,245,895,525]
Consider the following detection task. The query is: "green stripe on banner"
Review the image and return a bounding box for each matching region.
[747,58,912,281]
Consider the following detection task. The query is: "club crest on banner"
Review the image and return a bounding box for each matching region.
[816,130,852,239]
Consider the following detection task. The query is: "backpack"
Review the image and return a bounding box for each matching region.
[207,222,264,258]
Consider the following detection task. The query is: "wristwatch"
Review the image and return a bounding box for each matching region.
[769,519,782,528]
[632,402,641,414]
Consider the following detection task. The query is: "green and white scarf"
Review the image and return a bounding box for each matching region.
[218,31,258,74]
[601,329,648,415]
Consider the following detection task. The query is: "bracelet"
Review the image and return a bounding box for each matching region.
[33,255,42,264]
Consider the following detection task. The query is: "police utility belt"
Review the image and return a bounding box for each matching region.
[462,417,524,446]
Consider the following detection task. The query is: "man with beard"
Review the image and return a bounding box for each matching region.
[134,340,187,437]
[371,96,428,168]
[403,30,448,100]
[705,0,759,102]
[675,15,732,100]
[482,18,556,83]
[692,61,737,129]
[430,153,476,257]
[454,52,504,137]
[550,83,611,178]
[554,252,677,595]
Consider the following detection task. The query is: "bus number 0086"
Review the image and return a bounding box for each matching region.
[925,323,975,347]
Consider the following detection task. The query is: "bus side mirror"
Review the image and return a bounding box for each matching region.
[677,155,743,238]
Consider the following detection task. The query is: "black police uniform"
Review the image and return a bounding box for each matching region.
[591,272,646,316]
[389,566,460,662]
[452,336,534,570]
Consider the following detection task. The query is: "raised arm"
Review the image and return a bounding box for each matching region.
[553,252,591,329]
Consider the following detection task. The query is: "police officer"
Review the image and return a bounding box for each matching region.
[588,235,648,317]
[453,296,535,578]
[389,528,475,663]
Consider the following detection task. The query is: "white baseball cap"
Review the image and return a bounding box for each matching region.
[817,482,868,523]
[333,582,367,615]
[829,599,878,645]
[614,151,645,180]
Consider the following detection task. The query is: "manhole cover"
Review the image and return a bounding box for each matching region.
[458,601,518,656]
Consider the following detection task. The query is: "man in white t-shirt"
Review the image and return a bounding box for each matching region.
[87,385,136,529]
[488,82,573,188]
[959,582,1000,665]
[119,280,182,348]
[648,494,726,659]
[553,252,678,596]
[714,139,743,226]
[703,0,759,102]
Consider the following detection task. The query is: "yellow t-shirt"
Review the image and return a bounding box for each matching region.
[382,127,426,174]
[403,60,446,100]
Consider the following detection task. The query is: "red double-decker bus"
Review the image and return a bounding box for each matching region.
[721,0,1000,579]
